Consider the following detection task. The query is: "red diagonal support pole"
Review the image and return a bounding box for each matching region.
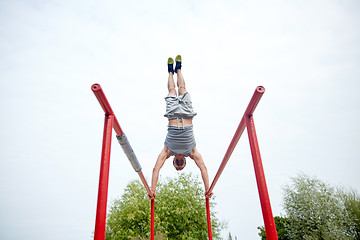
[91,83,152,195]
[205,86,265,239]
[205,86,278,239]
[246,115,278,240]
[207,86,265,195]
[94,114,114,240]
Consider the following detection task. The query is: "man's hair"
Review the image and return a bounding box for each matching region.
[173,156,186,171]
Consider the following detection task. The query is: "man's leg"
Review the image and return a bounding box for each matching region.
[168,58,177,96]
[175,55,187,95]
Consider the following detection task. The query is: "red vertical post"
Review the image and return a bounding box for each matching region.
[94,114,114,240]
[245,115,278,240]
[151,199,155,240]
[205,197,213,240]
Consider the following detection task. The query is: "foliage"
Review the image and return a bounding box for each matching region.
[228,232,237,240]
[257,216,290,240]
[106,180,150,239]
[339,189,360,239]
[257,174,360,240]
[283,173,357,240]
[105,173,223,240]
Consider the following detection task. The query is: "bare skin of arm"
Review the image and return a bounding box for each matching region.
[189,147,213,198]
[149,145,171,199]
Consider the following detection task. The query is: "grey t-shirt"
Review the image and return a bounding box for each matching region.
[164,125,196,157]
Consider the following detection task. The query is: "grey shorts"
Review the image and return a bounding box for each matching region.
[164,92,197,119]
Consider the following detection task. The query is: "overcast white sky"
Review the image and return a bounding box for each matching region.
[1,0,359,239]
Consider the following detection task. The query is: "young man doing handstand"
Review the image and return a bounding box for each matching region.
[149,55,213,199]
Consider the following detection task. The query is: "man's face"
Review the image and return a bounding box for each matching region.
[173,154,186,171]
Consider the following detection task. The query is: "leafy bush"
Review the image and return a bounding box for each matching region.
[258,174,360,239]
[106,173,223,239]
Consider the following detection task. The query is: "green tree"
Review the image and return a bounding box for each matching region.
[105,173,223,240]
[339,189,360,239]
[257,216,290,240]
[228,232,237,240]
[283,174,356,240]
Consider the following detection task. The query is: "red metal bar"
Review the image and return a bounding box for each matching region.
[92,83,154,239]
[94,114,114,240]
[138,171,152,196]
[244,86,265,116]
[92,84,151,193]
[206,197,213,240]
[207,86,265,195]
[151,199,155,240]
[245,115,278,240]
[92,84,124,136]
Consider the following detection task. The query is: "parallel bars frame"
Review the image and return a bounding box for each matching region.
[91,84,278,240]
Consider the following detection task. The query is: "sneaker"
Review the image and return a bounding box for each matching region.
[168,57,174,74]
[175,55,182,73]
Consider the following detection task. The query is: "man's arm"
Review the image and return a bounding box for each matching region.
[190,147,213,197]
[149,145,170,199]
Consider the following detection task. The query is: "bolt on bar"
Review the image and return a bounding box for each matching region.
[206,86,265,195]
[91,84,154,240]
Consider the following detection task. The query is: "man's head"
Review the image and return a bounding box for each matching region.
[173,154,186,171]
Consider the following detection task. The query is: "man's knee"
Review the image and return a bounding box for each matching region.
[178,86,186,95]
[168,88,177,96]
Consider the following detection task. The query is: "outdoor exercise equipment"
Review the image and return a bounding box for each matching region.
[91,84,154,240]
[91,84,278,240]
[204,86,278,240]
